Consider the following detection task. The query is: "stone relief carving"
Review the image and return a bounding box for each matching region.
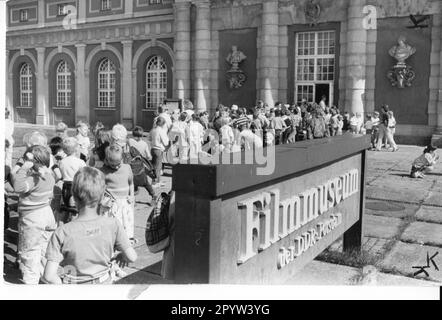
[305,0,321,26]
[226,45,247,89]
[387,36,416,88]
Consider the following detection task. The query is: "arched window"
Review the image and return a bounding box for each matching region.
[146,56,167,109]
[98,58,116,108]
[56,61,72,107]
[20,63,33,107]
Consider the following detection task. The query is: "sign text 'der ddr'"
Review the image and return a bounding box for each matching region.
[237,169,360,267]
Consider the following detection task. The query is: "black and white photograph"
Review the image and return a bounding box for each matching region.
[0,0,441,302]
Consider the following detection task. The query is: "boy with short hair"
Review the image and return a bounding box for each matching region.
[43,167,137,284]
[59,138,86,210]
[11,145,57,284]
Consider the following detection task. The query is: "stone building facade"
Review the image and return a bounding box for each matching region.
[5,0,442,142]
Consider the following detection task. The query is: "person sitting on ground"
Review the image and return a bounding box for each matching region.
[43,167,137,284]
[410,145,439,179]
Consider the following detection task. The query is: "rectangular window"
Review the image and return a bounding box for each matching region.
[149,0,163,4]
[58,4,68,16]
[295,30,336,104]
[19,9,28,22]
[101,0,111,11]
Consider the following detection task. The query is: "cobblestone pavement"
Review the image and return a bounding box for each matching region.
[321,145,442,284]
[3,144,442,285]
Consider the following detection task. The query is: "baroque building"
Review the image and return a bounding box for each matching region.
[5,0,442,142]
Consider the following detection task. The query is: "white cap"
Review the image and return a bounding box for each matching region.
[231,105,239,111]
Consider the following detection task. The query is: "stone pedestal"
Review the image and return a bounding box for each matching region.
[344,0,368,115]
[174,0,191,101]
[432,13,442,146]
[194,0,211,112]
[259,0,279,107]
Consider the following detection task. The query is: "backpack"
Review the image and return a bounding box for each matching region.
[123,144,156,181]
[145,192,171,253]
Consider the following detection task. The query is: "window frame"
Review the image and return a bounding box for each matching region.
[100,0,112,11]
[55,60,72,108]
[19,9,29,22]
[57,4,68,16]
[19,63,33,107]
[145,55,168,110]
[294,30,336,104]
[97,58,117,109]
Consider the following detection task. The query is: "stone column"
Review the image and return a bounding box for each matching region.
[344,0,368,114]
[122,40,133,128]
[75,44,88,123]
[38,0,45,28]
[78,0,87,24]
[125,0,133,18]
[174,0,191,101]
[193,0,211,112]
[259,0,279,107]
[6,50,13,117]
[36,47,49,125]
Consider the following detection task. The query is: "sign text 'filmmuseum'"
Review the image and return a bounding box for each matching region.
[237,169,359,269]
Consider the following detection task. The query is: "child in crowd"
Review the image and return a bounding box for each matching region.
[43,167,137,284]
[129,126,152,160]
[128,126,157,202]
[48,136,65,221]
[56,122,69,140]
[364,114,373,137]
[271,109,287,145]
[100,144,136,245]
[13,131,49,174]
[337,115,344,136]
[151,117,170,185]
[188,114,204,160]
[11,145,57,284]
[75,121,91,162]
[90,129,111,169]
[59,138,86,216]
[220,117,235,153]
[410,145,439,179]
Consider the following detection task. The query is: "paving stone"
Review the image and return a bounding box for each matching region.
[416,206,442,224]
[381,241,442,282]
[365,199,418,219]
[130,246,163,275]
[401,222,442,247]
[366,185,428,204]
[423,191,442,207]
[288,261,438,286]
[363,214,403,239]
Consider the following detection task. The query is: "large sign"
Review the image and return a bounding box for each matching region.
[237,169,359,269]
[215,155,362,284]
[172,135,369,285]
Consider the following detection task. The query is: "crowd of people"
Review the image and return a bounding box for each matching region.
[3,97,435,285]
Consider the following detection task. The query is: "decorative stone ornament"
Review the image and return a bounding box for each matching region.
[305,0,321,26]
[387,36,417,88]
[226,45,247,89]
